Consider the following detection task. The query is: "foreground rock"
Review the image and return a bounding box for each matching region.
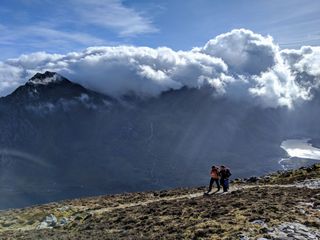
[270,222,320,239]
[0,164,319,240]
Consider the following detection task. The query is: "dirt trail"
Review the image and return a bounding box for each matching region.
[90,179,320,215]
[91,192,203,215]
[89,185,255,215]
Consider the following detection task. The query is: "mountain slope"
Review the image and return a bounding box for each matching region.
[0,164,319,240]
[0,72,319,210]
[1,71,112,107]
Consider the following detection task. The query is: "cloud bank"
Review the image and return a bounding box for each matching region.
[1,29,319,108]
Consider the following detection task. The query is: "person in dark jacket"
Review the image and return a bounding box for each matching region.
[205,166,220,194]
[220,165,231,192]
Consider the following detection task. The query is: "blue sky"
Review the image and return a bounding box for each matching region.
[0,0,320,60]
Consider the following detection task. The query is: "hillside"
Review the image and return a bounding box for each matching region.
[2,72,320,210]
[1,164,319,240]
[0,71,293,209]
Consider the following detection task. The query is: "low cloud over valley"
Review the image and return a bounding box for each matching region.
[1,29,319,108]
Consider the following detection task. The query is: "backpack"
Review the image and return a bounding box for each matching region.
[225,169,231,178]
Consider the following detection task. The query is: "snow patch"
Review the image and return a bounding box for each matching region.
[28,73,63,85]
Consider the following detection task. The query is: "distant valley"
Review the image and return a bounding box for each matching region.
[1,72,320,209]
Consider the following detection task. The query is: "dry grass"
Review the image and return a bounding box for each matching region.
[0,164,319,240]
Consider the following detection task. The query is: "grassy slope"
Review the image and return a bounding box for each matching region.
[0,164,319,240]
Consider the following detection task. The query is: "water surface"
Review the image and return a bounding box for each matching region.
[279,138,320,169]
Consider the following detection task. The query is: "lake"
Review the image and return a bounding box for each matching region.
[279,138,320,169]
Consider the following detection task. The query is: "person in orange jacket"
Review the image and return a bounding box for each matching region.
[205,165,221,194]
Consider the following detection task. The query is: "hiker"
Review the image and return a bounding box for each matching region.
[220,165,231,192]
[206,166,220,194]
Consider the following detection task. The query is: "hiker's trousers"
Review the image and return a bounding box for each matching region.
[220,178,229,192]
[208,178,220,192]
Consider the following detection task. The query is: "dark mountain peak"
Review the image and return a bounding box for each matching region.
[1,71,115,108]
[27,71,68,85]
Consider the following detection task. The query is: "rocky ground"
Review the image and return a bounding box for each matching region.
[0,164,319,240]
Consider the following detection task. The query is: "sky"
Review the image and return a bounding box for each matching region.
[0,0,319,109]
[1,0,320,59]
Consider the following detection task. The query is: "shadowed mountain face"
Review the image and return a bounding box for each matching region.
[0,72,319,209]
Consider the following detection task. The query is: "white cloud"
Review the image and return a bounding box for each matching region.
[62,46,228,97]
[0,24,108,52]
[0,46,229,98]
[0,29,320,108]
[281,46,320,91]
[202,29,279,75]
[286,46,320,77]
[200,29,311,108]
[0,0,157,58]
[71,0,158,36]
[0,63,24,96]
[249,63,310,108]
